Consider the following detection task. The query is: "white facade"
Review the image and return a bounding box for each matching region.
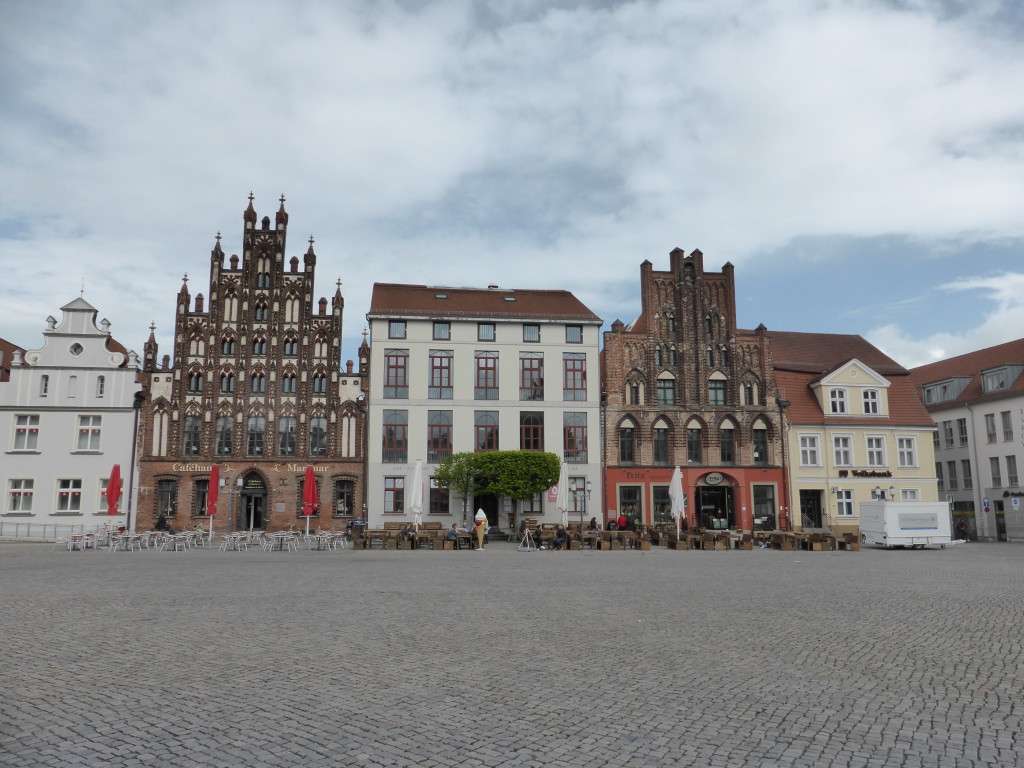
[0,298,141,531]
[365,285,602,530]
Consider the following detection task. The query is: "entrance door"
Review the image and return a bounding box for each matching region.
[618,486,641,528]
[474,493,499,529]
[799,489,822,528]
[696,486,732,529]
[242,494,265,531]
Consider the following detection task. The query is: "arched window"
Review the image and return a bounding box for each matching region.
[313,373,328,394]
[653,419,670,465]
[252,337,267,355]
[221,336,236,355]
[709,372,727,406]
[282,374,297,394]
[686,420,702,463]
[752,418,768,465]
[619,419,637,464]
[220,374,235,393]
[251,374,265,394]
[656,373,676,405]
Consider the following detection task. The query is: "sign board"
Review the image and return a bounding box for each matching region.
[1014,498,1021,510]
[704,472,723,485]
[897,512,939,531]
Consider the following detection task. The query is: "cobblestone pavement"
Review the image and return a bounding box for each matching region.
[1,539,1021,767]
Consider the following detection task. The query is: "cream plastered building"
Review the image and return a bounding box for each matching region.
[770,332,939,536]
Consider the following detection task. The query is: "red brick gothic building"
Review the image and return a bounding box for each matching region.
[601,248,787,531]
[136,196,367,533]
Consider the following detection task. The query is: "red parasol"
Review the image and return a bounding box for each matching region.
[302,466,318,535]
[208,465,220,516]
[106,465,122,516]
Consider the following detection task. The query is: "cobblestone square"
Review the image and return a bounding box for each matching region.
[1,540,1020,767]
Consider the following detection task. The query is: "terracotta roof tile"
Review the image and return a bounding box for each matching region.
[769,330,907,375]
[907,337,1024,410]
[368,283,601,322]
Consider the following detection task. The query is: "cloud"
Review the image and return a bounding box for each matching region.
[1,0,1023,363]
[868,271,1024,367]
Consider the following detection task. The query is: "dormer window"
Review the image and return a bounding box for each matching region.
[829,388,847,414]
[863,389,879,414]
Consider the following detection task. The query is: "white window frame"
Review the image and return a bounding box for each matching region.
[829,388,847,414]
[836,489,853,517]
[76,415,102,452]
[8,479,34,513]
[862,389,879,415]
[866,435,886,468]
[57,478,82,512]
[897,436,917,468]
[799,434,820,467]
[13,414,40,451]
[900,488,919,501]
[833,435,852,466]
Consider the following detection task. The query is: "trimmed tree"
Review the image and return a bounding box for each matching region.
[474,450,561,524]
[432,452,481,523]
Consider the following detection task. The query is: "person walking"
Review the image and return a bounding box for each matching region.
[474,508,487,550]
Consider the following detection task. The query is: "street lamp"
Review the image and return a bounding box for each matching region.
[888,485,896,501]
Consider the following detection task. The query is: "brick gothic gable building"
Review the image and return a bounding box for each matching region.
[601,248,787,531]
[136,196,366,533]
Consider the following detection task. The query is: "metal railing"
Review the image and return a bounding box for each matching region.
[0,520,113,541]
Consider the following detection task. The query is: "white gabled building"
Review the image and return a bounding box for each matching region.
[365,283,602,531]
[0,298,142,532]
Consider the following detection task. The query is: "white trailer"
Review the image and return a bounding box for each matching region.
[859,501,952,548]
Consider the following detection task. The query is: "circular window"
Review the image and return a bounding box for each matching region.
[70,343,84,356]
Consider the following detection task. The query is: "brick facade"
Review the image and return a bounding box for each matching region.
[601,248,786,531]
[136,196,367,533]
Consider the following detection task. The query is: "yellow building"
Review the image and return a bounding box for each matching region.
[770,332,938,536]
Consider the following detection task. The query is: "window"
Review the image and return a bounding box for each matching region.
[187,372,204,392]
[312,373,328,394]
[523,324,540,342]
[958,418,969,446]
[474,352,498,400]
[247,416,265,455]
[619,423,635,464]
[383,350,409,398]
[13,415,39,451]
[1007,455,1019,487]
[619,486,641,526]
[156,478,177,517]
[983,369,1009,392]
[651,423,669,465]
[900,488,920,501]
[985,413,997,443]
[278,416,296,456]
[215,416,233,455]
[837,489,853,517]
[753,428,768,466]
[520,412,544,451]
[96,376,105,398]
[309,417,328,457]
[990,457,1002,487]
[182,415,201,456]
[829,389,847,414]
[866,436,885,467]
[563,412,587,463]
[429,478,450,515]
[40,375,49,397]
[221,337,236,355]
[670,349,677,366]
[281,375,297,394]
[283,338,298,356]
[194,479,210,516]
[962,459,973,489]
[433,321,451,340]
[687,426,702,463]
[252,338,267,355]
[382,410,408,463]
[253,303,268,322]
[428,350,453,399]
[833,436,852,466]
[932,429,940,452]
[256,272,270,288]
[743,382,755,405]
[77,415,101,451]
[563,353,587,401]
[427,411,452,463]
[935,462,943,490]
[1002,411,1013,442]
[388,320,406,339]
[708,379,725,406]
[654,349,662,366]
[334,480,354,516]
[7,479,33,512]
[628,382,641,405]
[250,374,265,394]
[57,478,82,512]
[520,353,543,401]
[478,323,495,341]
[384,477,404,514]
[800,435,819,466]
[652,485,672,525]
[863,389,879,414]
[942,421,954,449]
[566,325,583,344]
[220,374,235,393]
[705,348,714,367]
[657,377,676,405]
[719,348,728,367]
[947,460,958,490]
[897,437,917,468]
[719,424,734,464]
[474,411,498,452]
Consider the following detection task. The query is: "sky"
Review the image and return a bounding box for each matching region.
[2,0,1024,370]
